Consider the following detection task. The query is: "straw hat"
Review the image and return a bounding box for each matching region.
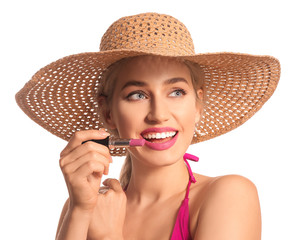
[15,12,280,156]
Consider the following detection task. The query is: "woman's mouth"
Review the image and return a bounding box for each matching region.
[142,131,177,143]
[140,128,178,150]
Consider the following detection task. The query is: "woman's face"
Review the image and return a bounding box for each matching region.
[106,56,203,166]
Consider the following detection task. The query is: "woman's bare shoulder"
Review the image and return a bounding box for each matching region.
[191,174,261,239]
[204,174,257,192]
[192,173,258,196]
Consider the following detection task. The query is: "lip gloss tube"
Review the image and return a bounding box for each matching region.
[82,136,145,149]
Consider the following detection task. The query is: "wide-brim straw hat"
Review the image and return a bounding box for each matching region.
[16,12,280,156]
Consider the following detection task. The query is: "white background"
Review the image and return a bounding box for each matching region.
[1,0,302,239]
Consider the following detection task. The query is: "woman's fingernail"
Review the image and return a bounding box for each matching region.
[99,129,110,136]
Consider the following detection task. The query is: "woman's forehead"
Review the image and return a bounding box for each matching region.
[116,56,191,85]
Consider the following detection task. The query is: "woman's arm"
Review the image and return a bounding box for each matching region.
[55,129,113,240]
[56,198,69,238]
[56,185,126,240]
[56,202,93,240]
[194,175,261,240]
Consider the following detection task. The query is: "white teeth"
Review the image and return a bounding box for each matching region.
[143,131,177,139]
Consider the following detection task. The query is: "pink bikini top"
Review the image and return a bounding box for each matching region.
[170,153,199,240]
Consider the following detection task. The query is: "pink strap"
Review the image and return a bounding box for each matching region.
[170,153,199,240]
[183,153,199,199]
[183,153,198,183]
[183,153,199,162]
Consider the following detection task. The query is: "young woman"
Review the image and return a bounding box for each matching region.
[16,12,280,240]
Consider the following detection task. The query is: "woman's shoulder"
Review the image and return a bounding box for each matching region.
[192,173,259,205]
[190,174,261,239]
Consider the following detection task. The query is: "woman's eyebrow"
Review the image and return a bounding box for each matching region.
[164,77,189,85]
[121,80,147,91]
[121,77,189,91]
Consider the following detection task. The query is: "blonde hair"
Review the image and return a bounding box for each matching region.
[97,56,205,189]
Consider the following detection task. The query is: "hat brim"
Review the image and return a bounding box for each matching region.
[16,49,280,156]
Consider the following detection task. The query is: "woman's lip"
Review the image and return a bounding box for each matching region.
[143,132,178,151]
[141,127,178,135]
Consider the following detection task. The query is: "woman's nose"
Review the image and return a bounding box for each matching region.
[146,97,169,123]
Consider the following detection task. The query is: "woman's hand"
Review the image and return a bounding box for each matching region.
[87,178,127,240]
[59,129,112,212]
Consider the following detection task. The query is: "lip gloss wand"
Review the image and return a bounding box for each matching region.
[82,136,145,149]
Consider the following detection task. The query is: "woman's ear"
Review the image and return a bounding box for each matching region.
[104,110,116,129]
[98,95,116,129]
[195,89,204,123]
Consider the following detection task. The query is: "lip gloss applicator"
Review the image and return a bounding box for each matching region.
[82,136,145,149]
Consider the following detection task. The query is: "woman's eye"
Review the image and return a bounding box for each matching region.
[169,89,186,97]
[127,92,146,101]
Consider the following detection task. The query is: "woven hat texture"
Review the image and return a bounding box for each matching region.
[15,12,280,156]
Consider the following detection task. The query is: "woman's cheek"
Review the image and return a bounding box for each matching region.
[114,102,144,138]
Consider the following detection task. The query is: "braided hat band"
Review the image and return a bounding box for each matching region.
[15,12,280,156]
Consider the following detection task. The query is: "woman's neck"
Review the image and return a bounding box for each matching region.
[125,157,190,206]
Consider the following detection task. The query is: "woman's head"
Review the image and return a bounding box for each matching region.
[97,55,204,165]
[98,55,205,138]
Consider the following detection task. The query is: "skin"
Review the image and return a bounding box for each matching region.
[56,56,261,240]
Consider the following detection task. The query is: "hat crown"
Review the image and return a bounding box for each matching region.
[100,13,195,56]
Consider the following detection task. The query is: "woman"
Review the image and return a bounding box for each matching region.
[15,13,280,239]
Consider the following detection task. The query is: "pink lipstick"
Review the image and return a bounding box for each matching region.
[141,127,178,150]
[83,136,145,149]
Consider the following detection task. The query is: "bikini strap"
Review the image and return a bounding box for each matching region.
[183,153,199,199]
[183,153,199,162]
